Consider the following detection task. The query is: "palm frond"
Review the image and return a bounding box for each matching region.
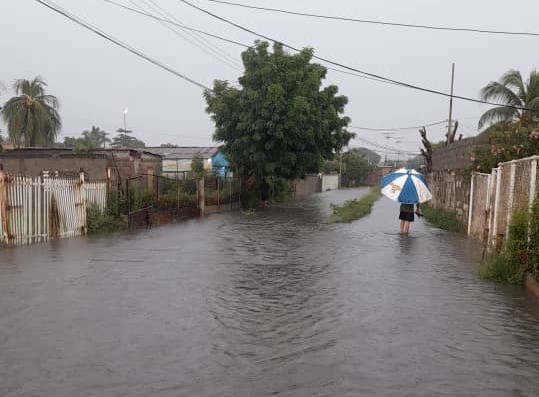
[480,81,522,107]
[478,106,517,130]
[500,70,526,99]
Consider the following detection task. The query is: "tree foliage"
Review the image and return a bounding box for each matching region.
[64,126,110,151]
[111,130,145,149]
[478,70,539,130]
[1,77,61,147]
[204,41,353,180]
[321,148,374,187]
[190,154,205,179]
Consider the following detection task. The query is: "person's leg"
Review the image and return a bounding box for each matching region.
[404,221,411,234]
[400,219,405,234]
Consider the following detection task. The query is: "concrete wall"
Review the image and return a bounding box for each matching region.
[321,174,339,191]
[0,150,108,181]
[431,137,489,172]
[427,170,471,227]
[0,149,162,185]
[291,175,322,198]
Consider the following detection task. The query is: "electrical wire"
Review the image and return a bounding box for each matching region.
[179,0,535,112]
[349,120,447,132]
[101,0,402,87]
[132,0,242,70]
[200,0,539,38]
[352,135,420,155]
[34,0,211,90]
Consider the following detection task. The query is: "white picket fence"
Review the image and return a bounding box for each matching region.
[468,155,539,247]
[0,174,107,246]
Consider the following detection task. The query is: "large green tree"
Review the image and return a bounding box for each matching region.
[204,41,353,180]
[478,70,539,130]
[1,77,61,147]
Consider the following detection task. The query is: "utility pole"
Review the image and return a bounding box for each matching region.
[339,150,343,189]
[447,63,455,145]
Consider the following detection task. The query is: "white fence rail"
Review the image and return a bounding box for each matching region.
[0,172,107,246]
[468,155,539,248]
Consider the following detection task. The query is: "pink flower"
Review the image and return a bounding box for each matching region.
[530,130,539,140]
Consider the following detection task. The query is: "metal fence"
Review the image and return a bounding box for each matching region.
[0,173,107,246]
[468,155,538,249]
[204,176,241,207]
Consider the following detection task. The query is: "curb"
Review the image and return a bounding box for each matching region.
[525,272,539,299]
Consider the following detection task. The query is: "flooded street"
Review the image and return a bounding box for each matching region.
[1,188,539,396]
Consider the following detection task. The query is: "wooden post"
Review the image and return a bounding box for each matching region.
[447,63,455,145]
[198,178,205,216]
[0,167,8,245]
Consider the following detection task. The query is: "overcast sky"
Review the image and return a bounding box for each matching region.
[1,0,538,158]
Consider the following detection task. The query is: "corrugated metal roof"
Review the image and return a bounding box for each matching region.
[144,146,219,159]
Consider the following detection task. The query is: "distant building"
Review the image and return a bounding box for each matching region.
[145,146,230,178]
[0,148,162,182]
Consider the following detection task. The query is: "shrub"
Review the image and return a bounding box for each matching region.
[86,203,124,234]
[480,208,530,284]
[421,204,464,233]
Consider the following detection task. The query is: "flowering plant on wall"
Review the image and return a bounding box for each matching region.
[472,122,539,172]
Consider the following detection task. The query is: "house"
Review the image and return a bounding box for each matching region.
[145,146,230,178]
[0,148,162,182]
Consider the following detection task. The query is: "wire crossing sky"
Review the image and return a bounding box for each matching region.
[1,0,536,152]
[200,0,539,38]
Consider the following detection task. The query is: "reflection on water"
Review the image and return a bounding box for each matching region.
[1,188,539,396]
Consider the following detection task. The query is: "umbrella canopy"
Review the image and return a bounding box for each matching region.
[381,168,432,204]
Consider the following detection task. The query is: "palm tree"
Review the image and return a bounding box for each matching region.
[81,125,110,149]
[478,70,539,130]
[1,77,61,147]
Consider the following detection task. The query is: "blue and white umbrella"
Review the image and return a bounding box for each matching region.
[381,168,432,204]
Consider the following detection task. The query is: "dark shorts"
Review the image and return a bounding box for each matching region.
[399,211,414,222]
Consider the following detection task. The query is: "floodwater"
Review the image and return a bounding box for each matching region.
[1,188,539,397]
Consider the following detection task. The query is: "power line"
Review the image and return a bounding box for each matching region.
[101,0,401,87]
[349,120,447,132]
[352,135,420,155]
[132,0,242,70]
[35,0,210,90]
[102,0,252,48]
[179,0,535,112]
[201,0,539,38]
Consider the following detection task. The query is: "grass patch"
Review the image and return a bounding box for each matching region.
[329,187,381,223]
[421,204,464,233]
[86,203,125,234]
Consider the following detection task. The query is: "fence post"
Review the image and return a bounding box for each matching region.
[198,178,205,215]
[529,158,537,211]
[80,170,87,235]
[505,161,517,239]
[467,173,475,236]
[492,167,502,245]
[0,168,8,245]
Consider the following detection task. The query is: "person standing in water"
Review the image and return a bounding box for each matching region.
[399,203,421,234]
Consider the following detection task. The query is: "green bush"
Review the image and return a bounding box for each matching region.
[421,204,464,233]
[527,199,539,280]
[480,208,530,284]
[268,177,290,202]
[86,203,125,234]
[329,187,381,223]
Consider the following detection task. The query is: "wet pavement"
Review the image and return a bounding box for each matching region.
[1,188,539,396]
